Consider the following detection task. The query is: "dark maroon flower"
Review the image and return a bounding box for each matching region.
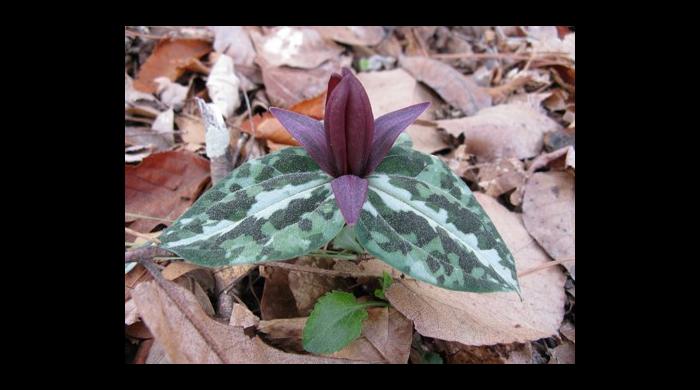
[270,68,429,226]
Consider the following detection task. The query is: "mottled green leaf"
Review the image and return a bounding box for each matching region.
[356,145,520,293]
[303,291,384,354]
[330,225,365,254]
[159,147,345,266]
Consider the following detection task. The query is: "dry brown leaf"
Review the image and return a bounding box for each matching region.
[288,257,346,316]
[559,319,575,343]
[173,276,216,317]
[230,303,260,329]
[126,321,153,340]
[548,340,575,364]
[132,279,356,364]
[399,56,491,116]
[209,26,256,67]
[360,307,413,364]
[125,126,173,154]
[477,158,527,197]
[437,103,562,160]
[125,150,210,238]
[260,266,300,320]
[436,340,535,364]
[240,92,326,145]
[440,144,479,183]
[125,298,139,325]
[125,264,152,301]
[134,38,212,93]
[175,114,206,151]
[257,317,307,353]
[145,340,171,364]
[213,264,255,294]
[251,27,344,69]
[314,26,386,46]
[522,172,575,278]
[385,192,567,346]
[329,337,386,362]
[356,68,448,154]
[161,262,201,281]
[259,55,351,108]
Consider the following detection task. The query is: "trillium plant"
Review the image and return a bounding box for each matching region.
[160,68,519,295]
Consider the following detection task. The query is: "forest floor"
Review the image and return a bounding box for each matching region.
[125,26,575,364]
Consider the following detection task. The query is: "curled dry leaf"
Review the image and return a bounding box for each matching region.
[206,55,241,118]
[313,26,386,46]
[385,193,567,346]
[356,68,449,154]
[133,38,212,93]
[251,27,344,69]
[399,56,491,116]
[154,77,188,109]
[522,172,575,278]
[240,91,326,146]
[437,103,562,160]
[259,55,351,108]
[131,279,359,363]
[125,150,210,238]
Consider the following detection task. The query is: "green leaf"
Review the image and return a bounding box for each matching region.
[394,132,413,148]
[330,225,365,254]
[355,145,520,293]
[159,147,345,267]
[374,271,393,300]
[303,291,385,354]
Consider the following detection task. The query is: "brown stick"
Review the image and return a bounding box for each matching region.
[125,246,174,263]
[517,258,574,278]
[258,261,380,279]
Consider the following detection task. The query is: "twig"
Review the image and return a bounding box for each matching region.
[517,258,575,278]
[126,212,175,223]
[125,227,161,244]
[430,51,571,61]
[125,246,175,263]
[258,261,380,279]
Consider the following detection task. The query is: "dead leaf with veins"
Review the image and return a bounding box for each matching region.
[522,172,575,278]
[399,55,491,115]
[437,103,562,160]
[131,278,360,363]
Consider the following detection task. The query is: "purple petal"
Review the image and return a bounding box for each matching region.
[364,102,431,175]
[325,72,342,113]
[269,107,336,176]
[331,175,369,226]
[324,77,350,175]
[340,70,374,176]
